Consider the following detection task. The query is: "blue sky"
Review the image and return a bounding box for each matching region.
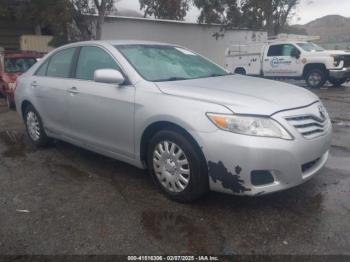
[118,0,350,25]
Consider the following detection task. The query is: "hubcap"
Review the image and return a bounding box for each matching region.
[308,72,322,86]
[153,141,190,193]
[26,111,40,141]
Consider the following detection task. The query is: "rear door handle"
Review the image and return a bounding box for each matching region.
[67,87,79,95]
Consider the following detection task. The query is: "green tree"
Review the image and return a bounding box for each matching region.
[93,0,116,40]
[194,0,299,35]
[139,0,190,20]
[0,0,72,46]
[0,0,116,46]
[193,0,225,24]
[193,0,240,26]
[0,0,10,18]
[240,0,299,35]
[69,0,97,41]
[68,0,117,41]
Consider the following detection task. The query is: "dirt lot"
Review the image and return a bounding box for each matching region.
[0,82,349,255]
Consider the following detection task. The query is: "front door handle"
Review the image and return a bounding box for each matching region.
[30,81,38,88]
[67,87,79,95]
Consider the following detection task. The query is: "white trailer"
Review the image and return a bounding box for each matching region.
[101,15,267,67]
[225,43,265,75]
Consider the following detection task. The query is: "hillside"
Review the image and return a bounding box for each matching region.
[293,15,350,44]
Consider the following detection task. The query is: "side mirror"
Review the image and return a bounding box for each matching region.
[94,69,125,85]
[291,49,301,59]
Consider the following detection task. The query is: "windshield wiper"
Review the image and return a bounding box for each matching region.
[208,73,230,77]
[154,73,231,82]
[196,73,231,79]
[154,77,190,82]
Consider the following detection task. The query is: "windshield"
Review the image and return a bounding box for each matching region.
[4,57,37,73]
[297,43,325,52]
[116,45,229,82]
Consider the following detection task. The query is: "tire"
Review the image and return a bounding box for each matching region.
[234,68,246,75]
[6,95,15,109]
[329,78,346,87]
[305,68,327,88]
[147,129,209,202]
[24,104,50,147]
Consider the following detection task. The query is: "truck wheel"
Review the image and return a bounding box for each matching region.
[147,129,209,202]
[6,95,15,109]
[234,68,246,75]
[305,69,327,88]
[329,78,346,87]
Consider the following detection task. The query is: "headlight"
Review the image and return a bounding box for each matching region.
[207,113,293,140]
[331,55,344,67]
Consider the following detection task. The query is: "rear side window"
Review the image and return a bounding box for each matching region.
[35,59,49,76]
[267,44,297,57]
[75,46,120,81]
[267,45,283,56]
[47,48,76,78]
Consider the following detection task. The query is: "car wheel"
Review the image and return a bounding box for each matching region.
[305,69,327,88]
[6,95,15,109]
[329,78,346,87]
[147,129,209,202]
[24,104,50,147]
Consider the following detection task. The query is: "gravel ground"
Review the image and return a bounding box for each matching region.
[0,80,349,255]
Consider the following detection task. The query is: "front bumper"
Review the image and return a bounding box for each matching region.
[190,105,333,196]
[329,67,350,80]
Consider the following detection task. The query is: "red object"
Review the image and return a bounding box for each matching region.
[0,51,43,108]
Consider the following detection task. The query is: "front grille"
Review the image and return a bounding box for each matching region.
[286,114,330,139]
[341,55,350,67]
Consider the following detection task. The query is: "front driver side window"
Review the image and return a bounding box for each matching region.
[35,59,49,76]
[75,46,121,81]
[282,44,297,56]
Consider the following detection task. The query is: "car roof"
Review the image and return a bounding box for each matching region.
[269,41,309,45]
[63,40,178,49]
[106,40,174,46]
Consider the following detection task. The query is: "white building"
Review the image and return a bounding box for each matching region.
[102,16,267,67]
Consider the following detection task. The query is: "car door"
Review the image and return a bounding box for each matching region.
[30,47,77,136]
[67,45,135,159]
[263,44,300,77]
[0,56,4,96]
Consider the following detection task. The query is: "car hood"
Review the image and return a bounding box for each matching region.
[155,75,319,115]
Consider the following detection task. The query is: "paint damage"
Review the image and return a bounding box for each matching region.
[208,161,251,194]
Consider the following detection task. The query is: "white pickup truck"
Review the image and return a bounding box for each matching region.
[225,41,350,88]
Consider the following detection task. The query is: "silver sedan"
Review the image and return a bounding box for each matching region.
[15,41,332,202]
